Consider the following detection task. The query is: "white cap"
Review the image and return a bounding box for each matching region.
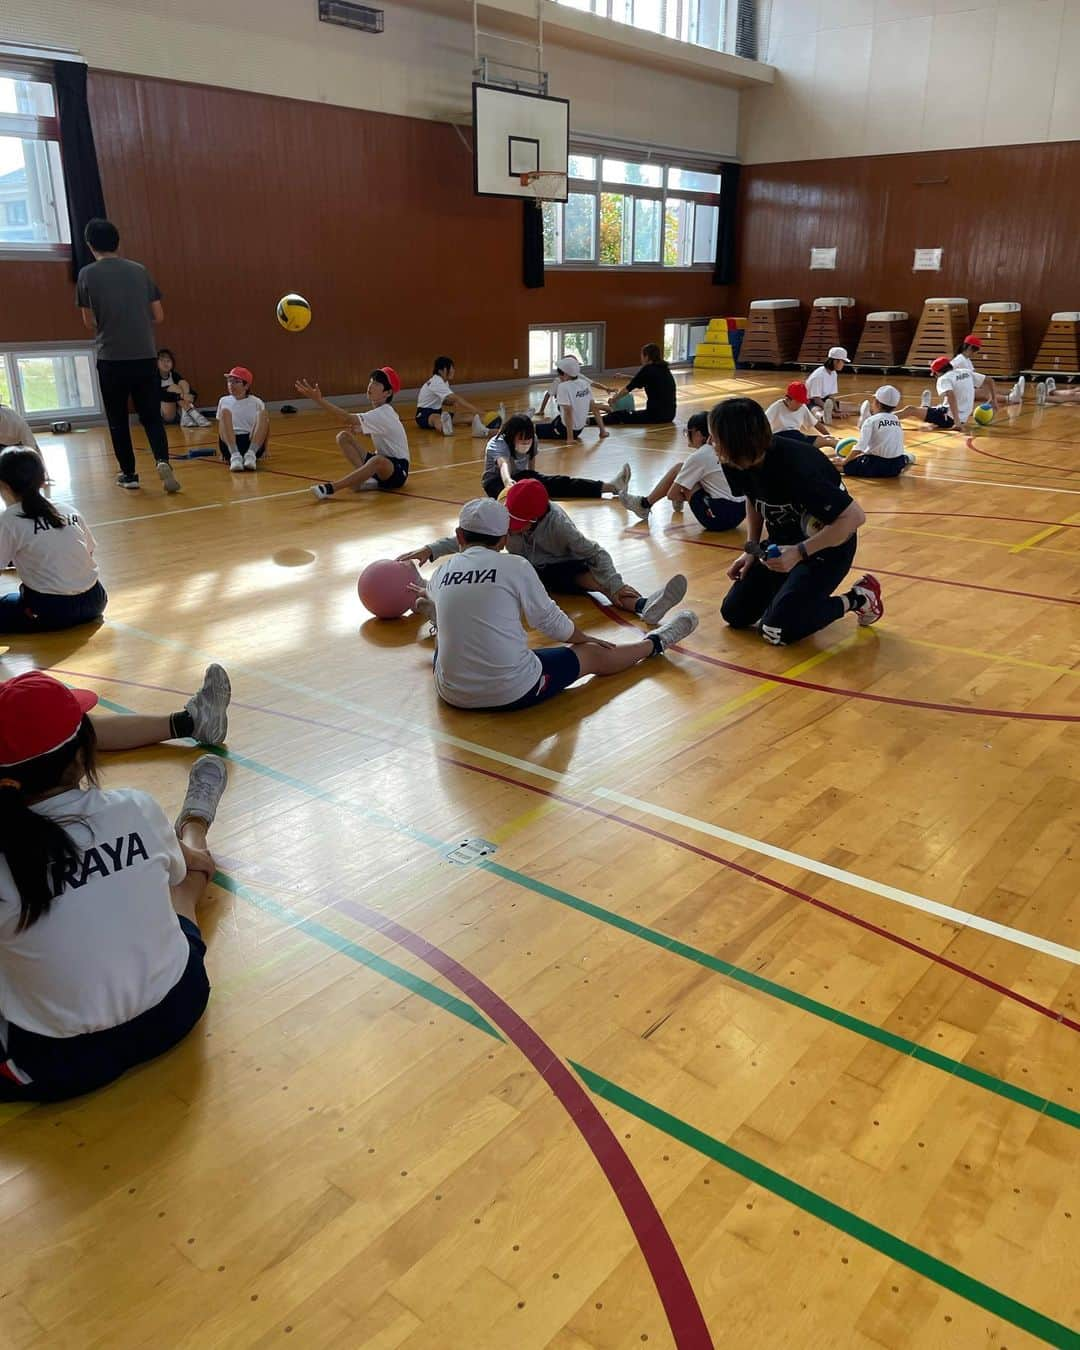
[459,497,510,536]
[556,355,581,378]
[875,384,901,406]
[827,346,851,362]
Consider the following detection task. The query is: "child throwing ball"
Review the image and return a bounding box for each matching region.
[297,370,411,500]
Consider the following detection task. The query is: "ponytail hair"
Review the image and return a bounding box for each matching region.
[0,717,97,932]
[0,447,65,530]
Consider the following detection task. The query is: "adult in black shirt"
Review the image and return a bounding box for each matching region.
[603,344,677,425]
[712,398,883,645]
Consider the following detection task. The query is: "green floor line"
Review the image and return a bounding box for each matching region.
[574,1064,1080,1349]
[85,689,1080,1135]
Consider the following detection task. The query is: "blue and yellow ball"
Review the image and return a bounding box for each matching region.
[276,293,312,332]
[834,436,859,459]
[973,402,994,426]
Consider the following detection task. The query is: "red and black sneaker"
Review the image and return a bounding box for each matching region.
[851,573,883,626]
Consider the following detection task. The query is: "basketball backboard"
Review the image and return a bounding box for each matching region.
[472,84,569,202]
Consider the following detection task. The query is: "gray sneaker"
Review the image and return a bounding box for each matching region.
[639,573,687,625]
[620,491,651,521]
[610,462,632,495]
[651,608,698,653]
[156,459,181,493]
[175,754,228,832]
[186,663,232,745]
[822,397,835,425]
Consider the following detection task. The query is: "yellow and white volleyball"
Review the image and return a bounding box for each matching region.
[834,436,859,459]
[483,410,501,427]
[276,293,312,332]
[497,485,512,502]
[973,403,994,426]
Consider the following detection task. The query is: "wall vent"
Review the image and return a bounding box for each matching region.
[318,0,384,34]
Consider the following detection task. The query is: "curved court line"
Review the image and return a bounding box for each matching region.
[308,893,713,1347]
[214,861,1080,1350]
[61,669,1080,1029]
[63,655,1080,968]
[967,435,1080,477]
[664,530,1080,608]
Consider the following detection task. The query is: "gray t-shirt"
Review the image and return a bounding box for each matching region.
[75,257,162,361]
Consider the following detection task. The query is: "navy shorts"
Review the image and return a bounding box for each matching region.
[369,454,410,490]
[218,432,268,460]
[496,647,582,710]
[415,406,443,429]
[924,406,955,429]
[0,917,211,1102]
[535,417,582,442]
[0,580,108,634]
[688,490,747,533]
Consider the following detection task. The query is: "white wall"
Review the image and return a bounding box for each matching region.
[741,0,1080,163]
[0,0,738,157]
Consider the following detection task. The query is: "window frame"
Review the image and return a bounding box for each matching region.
[542,150,721,273]
[0,60,71,261]
[663,316,712,367]
[549,0,728,52]
[0,342,103,424]
[527,323,607,379]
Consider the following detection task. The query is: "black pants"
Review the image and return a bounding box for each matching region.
[602,408,672,425]
[842,454,907,478]
[97,357,170,476]
[721,536,857,646]
[482,469,602,499]
[0,581,107,633]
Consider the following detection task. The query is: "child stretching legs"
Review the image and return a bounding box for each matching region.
[296,371,411,500]
[620,413,747,532]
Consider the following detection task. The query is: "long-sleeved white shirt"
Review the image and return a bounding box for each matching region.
[431,546,575,708]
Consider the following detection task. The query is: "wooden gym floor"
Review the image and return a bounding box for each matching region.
[1,370,1079,1349]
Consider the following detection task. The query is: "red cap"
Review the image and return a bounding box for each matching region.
[961,334,982,348]
[225,366,254,385]
[786,381,809,404]
[379,365,401,395]
[0,672,97,768]
[505,478,550,531]
[930,356,952,374]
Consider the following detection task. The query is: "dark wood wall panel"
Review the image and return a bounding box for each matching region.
[731,142,1080,358]
[0,71,725,401]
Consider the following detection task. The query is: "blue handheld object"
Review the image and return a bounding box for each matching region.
[766,544,782,559]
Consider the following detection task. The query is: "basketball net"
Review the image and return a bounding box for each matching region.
[519,170,568,207]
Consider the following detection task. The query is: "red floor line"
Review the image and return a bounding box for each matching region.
[52,667,1080,1036]
[334,896,714,1349]
[966,436,1080,477]
[863,510,1080,529]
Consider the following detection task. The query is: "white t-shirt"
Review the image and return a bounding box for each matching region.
[0,405,39,451]
[855,412,906,459]
[674,447,744,502]
[764,399,819,435]
[805,366,839,399]
[431,547,575,709]
[354,403,409,462]
[951,351,986,388]
[0,500,98,595]
[936,369,975,423]
[417,375,452,411]
[0,787,189,1038]
[556,377,594,432]
[216,393,265,435]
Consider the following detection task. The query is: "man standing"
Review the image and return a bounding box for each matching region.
[76,219,180,492]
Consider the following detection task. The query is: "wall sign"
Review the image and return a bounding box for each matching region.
[810,247,837,270]
[913,247,943,271]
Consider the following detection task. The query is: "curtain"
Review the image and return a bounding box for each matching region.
[713,162,740,286]
[53,61,107,280]
[735,0,758,60]
[522,200,545,289]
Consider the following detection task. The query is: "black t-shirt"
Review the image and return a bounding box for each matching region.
[723,434,854,547]
[627,362,676,420]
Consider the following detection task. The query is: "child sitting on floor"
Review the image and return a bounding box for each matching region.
[535,357,608,443]
[415,356,503,439]
[296,370,411,500]
[834,385,917,478]
[764,382,836,448]
[619,412,747,532]
[217,367,269,471]
[482,414,630,503]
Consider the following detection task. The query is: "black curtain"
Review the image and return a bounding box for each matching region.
[54,61,107,281]
[735,0,758,59]
[522,201,545,288]
[713,161,740,286]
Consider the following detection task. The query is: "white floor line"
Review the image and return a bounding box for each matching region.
[104,620,1080,969]
[90,486,315,528]
[910,472,1080,497]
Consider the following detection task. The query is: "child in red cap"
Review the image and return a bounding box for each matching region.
[296,369,411,500]
[763,381,836,449]
[401,478,687,624]
[951,334,1024,407]
[217,366,270,472]
[0,671,230,1101]
[896,357,972,430]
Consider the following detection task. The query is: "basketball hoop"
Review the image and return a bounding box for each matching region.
[519,169,568,206]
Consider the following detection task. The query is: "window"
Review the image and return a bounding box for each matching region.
[551,0,729,52]
[0,347,101,421]
[543,152,720,270]
[528,324,605,378]
[664,318,710,366]
[0,67,70,253]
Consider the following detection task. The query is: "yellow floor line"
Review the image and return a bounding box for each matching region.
[895,632,1080,677]
[868,522,1077,558]
[1008,511,1080,554]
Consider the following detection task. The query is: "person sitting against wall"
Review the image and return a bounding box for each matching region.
[599,344,677,426]
[158,349,208,428]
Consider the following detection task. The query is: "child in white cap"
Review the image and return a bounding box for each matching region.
[835,386,916,478]
[420,497,696,711]
[805,347,855,423]
[535,356,608,444]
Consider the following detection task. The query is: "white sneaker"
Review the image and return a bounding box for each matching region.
[822,397,835,425]
[186,663,232,745]
[471,414,488,438]
[920,388,932,408]
[651,609,698,652]
[620,491,651,521]
[229,452,244,472]
[1007,375,1025,404]
[611,462,631,495]
[188,408,211,427]
[1036,381,1048,406]
[858,399,870,427]
[903,451,918,467]
[671,498,684,513]
[156,459,181,493]
[311,482,334,500]
[1046,377,1056,396]
[243,449,258,470]
[440,411,454,437]
[179,408,197,428]
[850,573,884,627]
[640,574,687,625]
[174,754,228,833]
